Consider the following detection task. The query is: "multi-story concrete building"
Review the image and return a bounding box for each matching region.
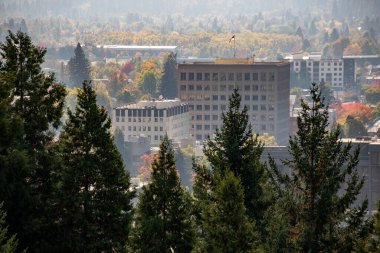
[177,58,290,145]
[112,99,190,146]
[288,52,345,89]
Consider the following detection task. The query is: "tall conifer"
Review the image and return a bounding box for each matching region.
[67,43,91,87]
[268,83,370,252]
[160,52,177,99]
[203,89,270,235]
[58,82,133,253]
[130,135,195,253]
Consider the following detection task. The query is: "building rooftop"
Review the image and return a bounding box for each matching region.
[115,99,186,110]
[178,57,289,66]
[96,45,177,51]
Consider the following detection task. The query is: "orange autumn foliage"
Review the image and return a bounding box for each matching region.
[335,102,373,125]
[138,153,155,182]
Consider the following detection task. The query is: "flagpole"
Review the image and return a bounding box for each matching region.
[233,37,236,58]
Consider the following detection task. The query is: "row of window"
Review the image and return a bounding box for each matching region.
[194,114,275,121]
[193,124,275,140]
[180,72,276,82]
[294,61,343,66]
[116,117,165,123]
[188,104,275,111]
[180,84,275,92]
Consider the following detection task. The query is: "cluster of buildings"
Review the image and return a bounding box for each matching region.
[112,55,380,213]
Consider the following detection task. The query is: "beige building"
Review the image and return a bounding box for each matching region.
[177,58,290,145]
[112,99,190,146]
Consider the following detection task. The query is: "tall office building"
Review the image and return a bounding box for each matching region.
[177,58,290,145]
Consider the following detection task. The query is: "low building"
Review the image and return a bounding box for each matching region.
[112,99,190,146]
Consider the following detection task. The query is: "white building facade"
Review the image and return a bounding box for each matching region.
[288,53,345,89]
[113,99,190,146]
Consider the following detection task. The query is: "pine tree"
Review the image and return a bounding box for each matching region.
[67,42,91,87]
[268,83,370,253]
[130,135,195,253]
[203,89,270,235]
[57,82,133,253]
[160,52,177,99]
[194,170,255,253]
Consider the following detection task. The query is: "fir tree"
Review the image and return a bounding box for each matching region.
[67,43,91,87]
[0,31,66,252]
[130,135,195,253]
[160,52,177,99]
[194,170,255,253]
[58,82,134,253]
[203,89,270,235]
[268,83,370,253]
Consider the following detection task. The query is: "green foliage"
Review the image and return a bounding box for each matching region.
[0,203,23,253]
[137,70,158,96]
[203,89,270,237]
[0,30,66,252]
[160,52,177,99]
[67,43,91,87]
[194,170,256,253]
[130,135,195,253]
[343,115,368,137]
[268,83,370,252]
[58,82,134,253]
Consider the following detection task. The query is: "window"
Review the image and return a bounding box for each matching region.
[212,73,218,81]
[244,73,251,81]
[212,115,218,120]
[212,85,218,91]
[212,125,218,130]
[196,105,202,111]
[196,125,202,130]
[220,72,226,81]
[268,72,275,81]
[220,95,226,100]
[228,73,234,81]
[269,104,275,111]
[204,115,210,120]
[180,72,186,80]
[245,95,250,101]
[180,85,186,91]
[252,85,258,91]
[260,73,266,81]
[204,85,210,91]
[252,95,258,101]
[260,85,266,91]
[252,105,258,111]
[220,85,226,91]
[160,127,163,131]
[221,105,226,110]
[237,73,242,81]
[128,126,131,131]
[205,73,210,81]
[196,72,202,81]
[196,115,202,120]
[204,105,210,110]
[212,105,218,111]
[261,125,266,131]
[204,125,210,130]
[261,105,266,111]
[269,114,274,121]
[252,72,258,81]
[189,85,194,90]
[196,85,202,90]
[261,115,266,121]
[228,85,234,91]
[212,95,218,100]
[244,85,250,91]
[261,95,266,101]
[189,73,194,81]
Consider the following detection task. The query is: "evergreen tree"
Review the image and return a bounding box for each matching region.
[268,83,370,253]
[160,52,177,99]
[67,43,91,87]
[344,116,368,137]
[0,203,22,253]
[58,82,133,253]
[130,135,195,253]
[203,89,270,235]
[0,31,66,252]
[194,170,255,253]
